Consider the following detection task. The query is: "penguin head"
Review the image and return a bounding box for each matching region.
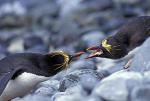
[86,37,127,59]
[43,51,84,75]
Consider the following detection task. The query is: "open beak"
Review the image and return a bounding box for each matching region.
[85,46,103,59]
[69,51,85,62]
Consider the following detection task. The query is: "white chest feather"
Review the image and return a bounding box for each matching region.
[0,72,50,101]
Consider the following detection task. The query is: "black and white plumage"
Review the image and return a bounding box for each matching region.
[86,16,150,59]
[0,51,84,101]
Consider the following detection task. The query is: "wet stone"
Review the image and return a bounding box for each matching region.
[23,35,44,50]
[59,69,107,92]
[131,85,150,101]
[129,38,150,72]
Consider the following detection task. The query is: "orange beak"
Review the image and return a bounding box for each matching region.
[69,51,85,61]
[85,46,103,59]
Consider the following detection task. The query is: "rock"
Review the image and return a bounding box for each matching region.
[80,73,100,93]
[129,38,150,72]
[12,94,50,101]
[143,72,150,84]
[92,71,143,101]
[8,37,24,53]
[25,29,50,44]
[29,3,59,25]
[58,0,81,17]
[69,60,97,71]
[81,30,105,47]
[55,46,75,55]
[96,58,117,73]
[120,5,144,18]
[80,0,114,11]
[0,0,15,5]
[131,85,150,101]
[65,85,87,95]
[20,0,59,26]
[18,0,50,8]
[59,69,107,92]
[0,0,149,101]
[0,1,26,15]
[93,78,128,101]
[38,79,60,89]
[51,91,85,101]
[25,45,48,54]
[0,45,9,59]
[114,0,143,5]
[85,95,103,101]
[23,35,44,50]
[0,34,11,47]
[0,2,29,29]
[34,86,57,96]
[51,85,87,101]
[59,0,113,17]
[51,19,81,47]
[102,17,125,31]
[0,30,20,47]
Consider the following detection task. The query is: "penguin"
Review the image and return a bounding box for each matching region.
[0,51,84,101]
[85,16,150,60]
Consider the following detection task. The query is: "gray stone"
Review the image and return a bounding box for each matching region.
[80,0,114,11]
[51,87,87,101]
[69,60,97,71]
[143,72,150,84]
[85,95,103,101]
[59,0,113,17]
[0,45,8,59]
[131,85,150,101]
[38,79,60,89]
[7,37,24,53]
[114,0,143,5]
[0,10,29,29]
[55,46,75,55]
[129,38,150,72]
[34,86,57,96]
[59,69,106,92]
[23,35,44,50]
[25,45,48,54]
[12,94,50,101]
[93,79,128,101]
[93,71,143,101]
[81,31,105,47]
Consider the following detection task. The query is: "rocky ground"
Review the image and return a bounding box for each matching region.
[0,0,150,101]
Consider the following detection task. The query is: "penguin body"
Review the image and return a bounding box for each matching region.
[0,72,49,101]
[86,16,150,59]
[0,51,83,101]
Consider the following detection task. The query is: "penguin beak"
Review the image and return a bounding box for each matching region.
[85,46,103,59]
[69,51,85,62]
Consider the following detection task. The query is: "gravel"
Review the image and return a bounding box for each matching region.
[0,0,149,101]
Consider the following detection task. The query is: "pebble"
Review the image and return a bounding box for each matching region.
[59,69,106,92]
[131,85,150,101]
[129,38,150,72]
[7,37,24,53]
[1,0,150,101]
[81,30,106,47]
[23,35,44,50]
[92,71,143,101]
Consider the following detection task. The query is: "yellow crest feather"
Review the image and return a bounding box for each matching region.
[102,39,112,53]
[50,51,69,70]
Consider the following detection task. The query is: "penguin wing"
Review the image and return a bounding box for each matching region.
[0,68,22,95]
